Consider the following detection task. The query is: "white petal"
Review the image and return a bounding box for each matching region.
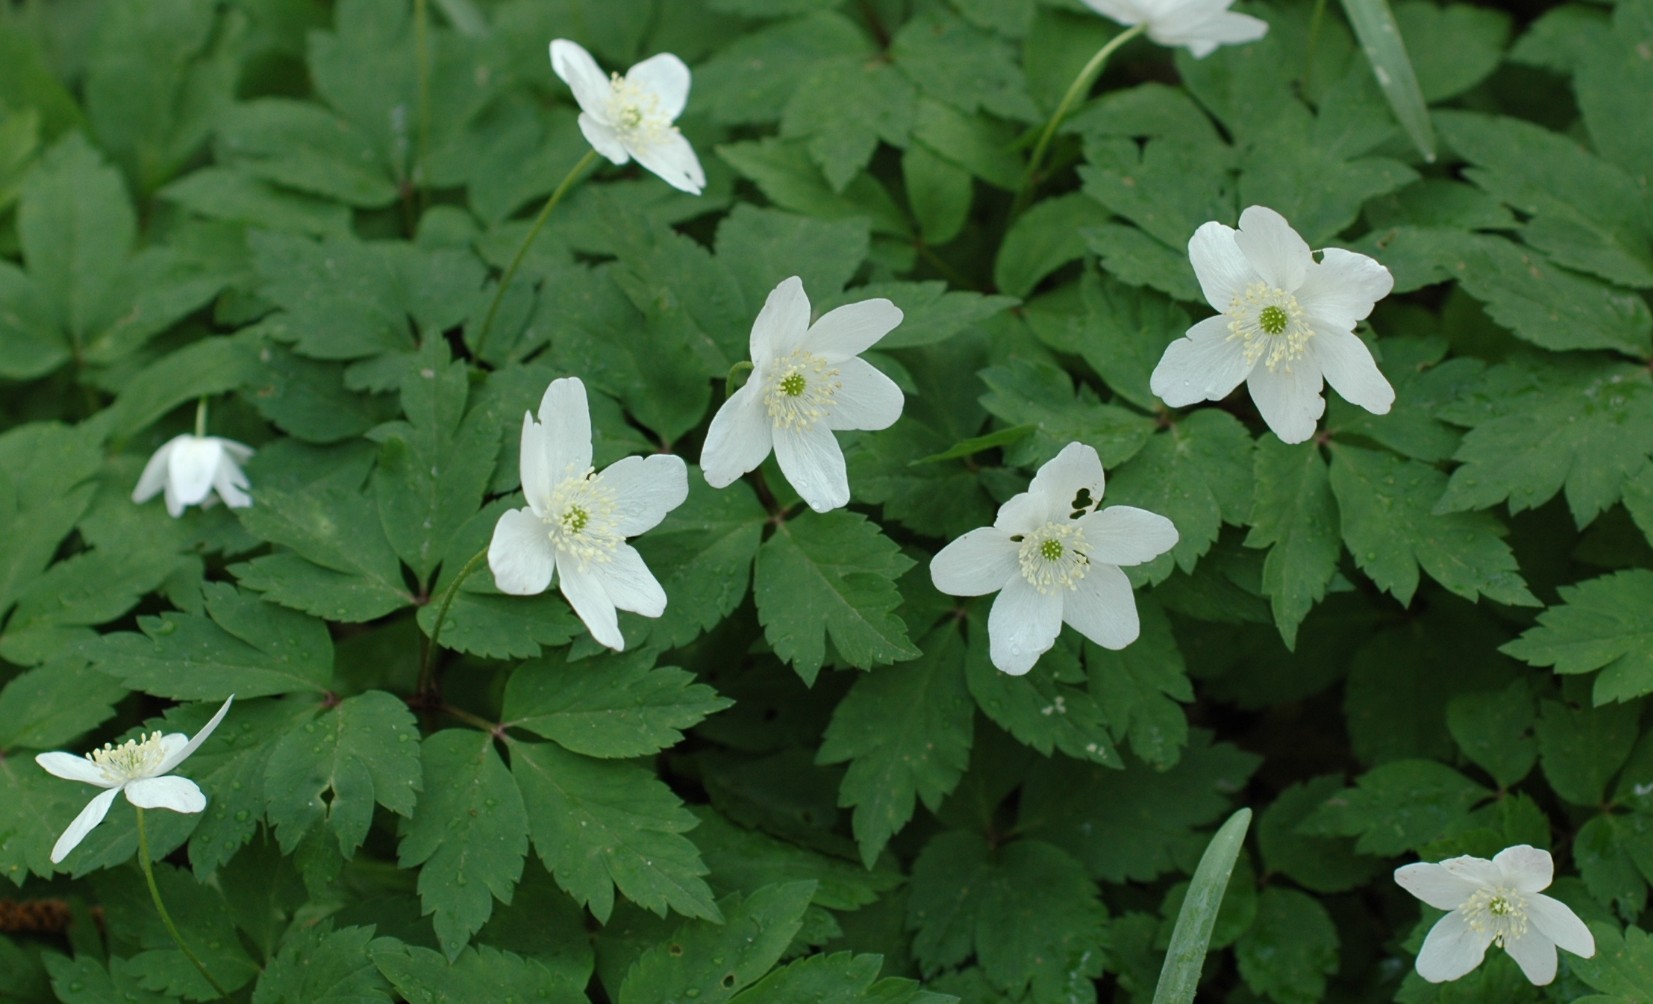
[701,384,773,488]
[931,528,1019,597]
[1493,845,1553,893]
[1310,327,1394,416]
[826,357,903,432]
[1151,8,1269,58]
[153,697,234,775]
[577,114,631,166]
[1062,563,1140,650]
[598,454,689,536]
[489,507,557,595]
[1235,206,1312,292]
[212,451,252,509]
[537,377,594,477]
[1188,220,1252,312]
[1439,853,1503,887]
[809,298,904,361]
[218,438,255,462]
[1028,442,1105,516]
[166,436,224,512]
[987,576,1064,675]
[1526,894,1594,958]
[1414,911,1493,983]
[519,412,552,515]
[773,422,849,513]
[124,775,206,814]
[1150,315,1253,408]
[1394,861,1479,911]
[751,276,812,362]
[1246,363,1326,445]
[1078,0,1143,25]
[993,490,1048,536]
[1080,506,1178,566]
[631,130,705,195]
[1502,928,1559,985]
[35,752,113,787]
[558,561,624,651]
[1296,247,1393,331]
[625,52,691,121]
[51,787,121,864]
[595,543,668,618]
[550,40,612,120]
[132,436,180,504]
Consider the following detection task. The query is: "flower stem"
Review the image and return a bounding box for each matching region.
[472,148,602,358]
[1011,22,1146,218]
[724,361,753,400]
[193,397,208,439]
[418,546,490,695]
[135,809,232,1002]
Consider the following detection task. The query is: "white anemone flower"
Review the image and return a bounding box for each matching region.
[489,377,688,651]
[549,38,705,195]
[35,696,234,864]
[1150,205,1396,445]
[701,276,904,513]
[929,442,1177,675]
[1394,844,1596,985]
[132,434,254,517]
[1080,0,1268,58]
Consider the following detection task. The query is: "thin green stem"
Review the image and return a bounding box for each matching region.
[724,361,754,400]
[1011,22,1146,219]
[135,809,232,1002]
[414,0,431,211]
[1301,0,1328,96]
[472,148,602,358]
[418,546,490,695]
[193,397,208,439]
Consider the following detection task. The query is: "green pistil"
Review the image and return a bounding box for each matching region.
[562,506,589,533]
[1040,539,1064,561]
[781,373,807,397]
[1259,305,1289,335]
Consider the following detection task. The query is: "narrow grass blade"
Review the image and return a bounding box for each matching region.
[1151,807,1252,1004]
[1338,0,1436,162]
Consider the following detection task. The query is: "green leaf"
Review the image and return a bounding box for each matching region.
[1245,438,1340,649]
[0,260,68,379]
[1445,679,1538,788]
[502,649,732,759]
[1534,697,1640,806]
[1109,411,1254,584]
[100,334,263,439]
[630,477,767,650]
[1299,760,1489,855]
[890,10,1037,122]
[511,739,719,924]
[369,939,588,1004]
[160,165,353,236]
[1328,444,1536,607]
[901,145,971,245]
[979,358,1156,470]
[718,138,912,238]
[713,205,870,316]
[263,690,422,857]
[1231,886,1339,1004]
[1570,922,1653,1002]
[47,956,179,1004]
[252,923,393,1003]
[1256,777,1376,894]
[1574,0,1653,183]
[729,952,892,1004]
[965,628,1119,767]
[1337,0,1436,160]
[618,881,816,1004]
[0,661,127,751]
[1087,603,1193,769]
[217,98,398,208]
[690,807,902,912]
[1575,814,1649,918]
[1393,2,1509,102]
[754,511,919,685]
[78,582,334,700]
[782,55,916,192]
[1502,570,1653,704]
[817,624,974,867]
[696,12,870,126]
[832,281,1015,350]
[0,422,112,624]
[397,730,528,959]
[994,193,1112,298]
[1153,808,1252,1004]
[18,134,135,340]
[0,546,179,666]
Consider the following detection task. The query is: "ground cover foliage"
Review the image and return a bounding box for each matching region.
[1,0,1651,1000]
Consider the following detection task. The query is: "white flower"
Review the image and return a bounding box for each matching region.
[549,38,705,195]
[132,434,254,517]
[1149,205,1396,445]
[489,377,688,651]
[701,276,904,513]
[929,442,1177,675]
[1080,0,1268,58]
[1394,844,1596,985]
[35,696,234,864]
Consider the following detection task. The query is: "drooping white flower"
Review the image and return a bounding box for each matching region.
[1394,844,1596,985]
[1150,205,1395,445]
[549,38,705,195]
[35,696,234,864]
[1080,0,1268,58]
[489,377,688,651]
[132,434,254,517]
[701,276,904,513]
[929,442,1177,675]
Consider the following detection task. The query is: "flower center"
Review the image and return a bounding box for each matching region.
[1461,887,1530,947]
[607,72,674,148]
[1226,282,1314,372]
[1017,521,1092,594]
[763,350,841,431]
[87,732,167,783]
[543,467,622,569]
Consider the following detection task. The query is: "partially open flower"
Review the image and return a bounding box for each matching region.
[35,697,234,864]
[1079,0,1267,58]
[550,38,705,195]
[132,434,254,517]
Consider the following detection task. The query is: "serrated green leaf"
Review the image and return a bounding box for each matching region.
[690,807,901,912]
[1300,760,1489,855]
[46,956,179,1004]
[1232,886,1339,1004]
[1574,813,1649,918]
[714,205,870,315]
[369,939,587,1004]
[0,661,126,751]
[18,134,135,340]
[728,952,887,1003]
[253,923,393,1003]
[1574,0,1653,183]
[0,546,178,666]
[1534,698,1640,806]
[628,476,766,650]
[979,358,1156,470]
[160,165,353,236]
[1570,922,1653,1002]
[1245,438,1340,649]
[217,98,398,208]
[1502,570,1653,704]
[1109,411,1253,584]
[0,260,68,379]
[965,626,1119,767]
[618,881,815,1004]
[827,281,1014,350]
[902,145,971,245]
[782,55,916,192]
[890,10,1037,122]
[233,483,414,622]
[1256,777,1375,894]
[717,138,913,238]
[1087,603,1193,769]
[1445,679,1537,788]
[995,194,1111,299]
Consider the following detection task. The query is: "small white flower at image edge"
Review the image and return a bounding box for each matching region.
[701,276,905,513]
[929,442,1177,675]
[35,696,235,864]
[132,434,254,518]
[1150,205,1396,445]
[1080,0,1268,58]
[488,376,688,651]
[549,38,705,195]
[1394,844,1596,985]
